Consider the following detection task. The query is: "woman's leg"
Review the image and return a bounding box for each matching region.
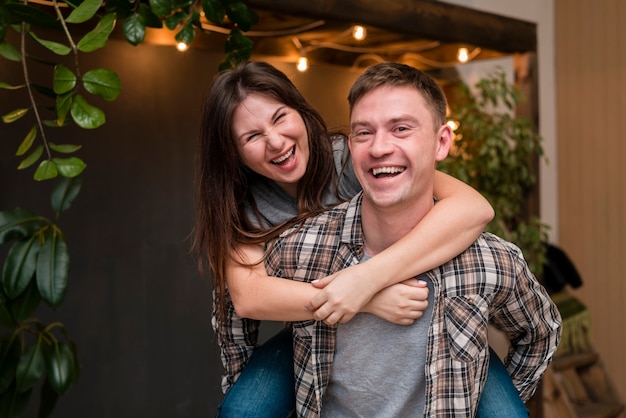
[476,347,529,418]
[217,327,295,418]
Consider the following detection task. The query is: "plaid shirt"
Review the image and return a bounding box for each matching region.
[263,193,562,418]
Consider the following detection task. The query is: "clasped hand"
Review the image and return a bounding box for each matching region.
[305,263,428,326]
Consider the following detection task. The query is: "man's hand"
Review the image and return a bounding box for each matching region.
[364,279,428,325]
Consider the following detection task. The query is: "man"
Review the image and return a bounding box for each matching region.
[264,62,562,417]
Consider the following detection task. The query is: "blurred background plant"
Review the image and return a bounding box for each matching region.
[439,68,550,277]
[0,0,257,415]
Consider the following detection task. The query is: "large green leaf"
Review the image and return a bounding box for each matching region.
[27,32,71,55]
[0,40,20,61]
[148,0,173,18]
[52,65,77,95]
[76,13,116,52]
[123,12,145,45]
[201,0,224,24]
[15,342,44,393]
[225,2,258,32]
[52,157,86,178]
[36,233,69,308]
[220,29,252,69]
[66,0,103,23]
[0,209,48,245]
[51,175,83,216]
[44,341,75,395]
[138,3,162,28]
[70,94,105,129]
[2,3,60,29]
[2,236,40,299]
[82,68,121,101]
[174,21,194,45]
[34,160,58,181]
[164,11,186,30]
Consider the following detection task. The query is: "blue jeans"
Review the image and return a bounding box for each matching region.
[217,329,527,417]
[217,328,295,418]
[477,347,529,417]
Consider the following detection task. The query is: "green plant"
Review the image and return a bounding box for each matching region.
[0,0,258,415]
[439,68,550,276]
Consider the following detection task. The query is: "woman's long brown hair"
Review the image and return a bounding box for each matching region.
[192,61,338,323]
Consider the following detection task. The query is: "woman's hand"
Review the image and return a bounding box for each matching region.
[306,262,428,325]
[305,263,382,324]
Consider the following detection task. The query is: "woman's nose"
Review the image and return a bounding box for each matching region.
[265,128,284,149]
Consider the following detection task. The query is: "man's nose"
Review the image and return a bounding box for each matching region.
[370,132,393,157]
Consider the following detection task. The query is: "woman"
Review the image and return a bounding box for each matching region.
[194,61,527,417]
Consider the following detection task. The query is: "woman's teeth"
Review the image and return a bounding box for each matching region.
[272,147,294,164]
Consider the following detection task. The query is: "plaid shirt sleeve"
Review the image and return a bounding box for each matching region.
[211,289,260,394]
[485,234,563,401]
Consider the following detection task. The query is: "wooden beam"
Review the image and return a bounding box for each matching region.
[248,0,536,53]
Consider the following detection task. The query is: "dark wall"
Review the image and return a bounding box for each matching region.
[1,35,224,417]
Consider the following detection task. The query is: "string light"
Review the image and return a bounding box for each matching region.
[352,25,366,41]
[176,42,189,52]
[297,56,309,72]
[457,47,469,63]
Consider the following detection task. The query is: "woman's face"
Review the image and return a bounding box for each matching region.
[232,93,310,198]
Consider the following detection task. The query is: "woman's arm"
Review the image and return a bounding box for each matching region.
[307,170,494,324]
[227,244,428,324]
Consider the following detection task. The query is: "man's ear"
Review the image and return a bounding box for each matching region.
[435,124,453,162]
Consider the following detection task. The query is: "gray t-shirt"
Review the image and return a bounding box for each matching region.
[321,254,435,417]
[247,135,360,227]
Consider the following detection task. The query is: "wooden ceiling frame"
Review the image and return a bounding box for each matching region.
[248,0,537,55]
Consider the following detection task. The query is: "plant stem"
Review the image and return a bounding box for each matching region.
[20,21,52,160]
[53,0,81,77]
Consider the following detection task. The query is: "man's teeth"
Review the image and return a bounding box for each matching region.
[372,167,405,177]
[272,147,294,164]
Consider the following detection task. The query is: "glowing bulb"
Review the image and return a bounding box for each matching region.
[352,25,366,41]
[176,42,189,52]
[457,47,469,63]
[446,120,460,131]
[297,56,308,72]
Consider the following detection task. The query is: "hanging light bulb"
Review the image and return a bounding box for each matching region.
[176,42,189,52]
[456,47,469,63]
[352,25,366,41]
[297,56,309,72]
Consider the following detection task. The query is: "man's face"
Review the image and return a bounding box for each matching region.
[349,85,452,212]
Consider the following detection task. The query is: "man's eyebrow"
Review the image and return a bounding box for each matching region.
[351,115,421,130]
[350,120,371,131]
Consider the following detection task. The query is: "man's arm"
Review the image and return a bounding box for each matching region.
[491,246,562,401]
